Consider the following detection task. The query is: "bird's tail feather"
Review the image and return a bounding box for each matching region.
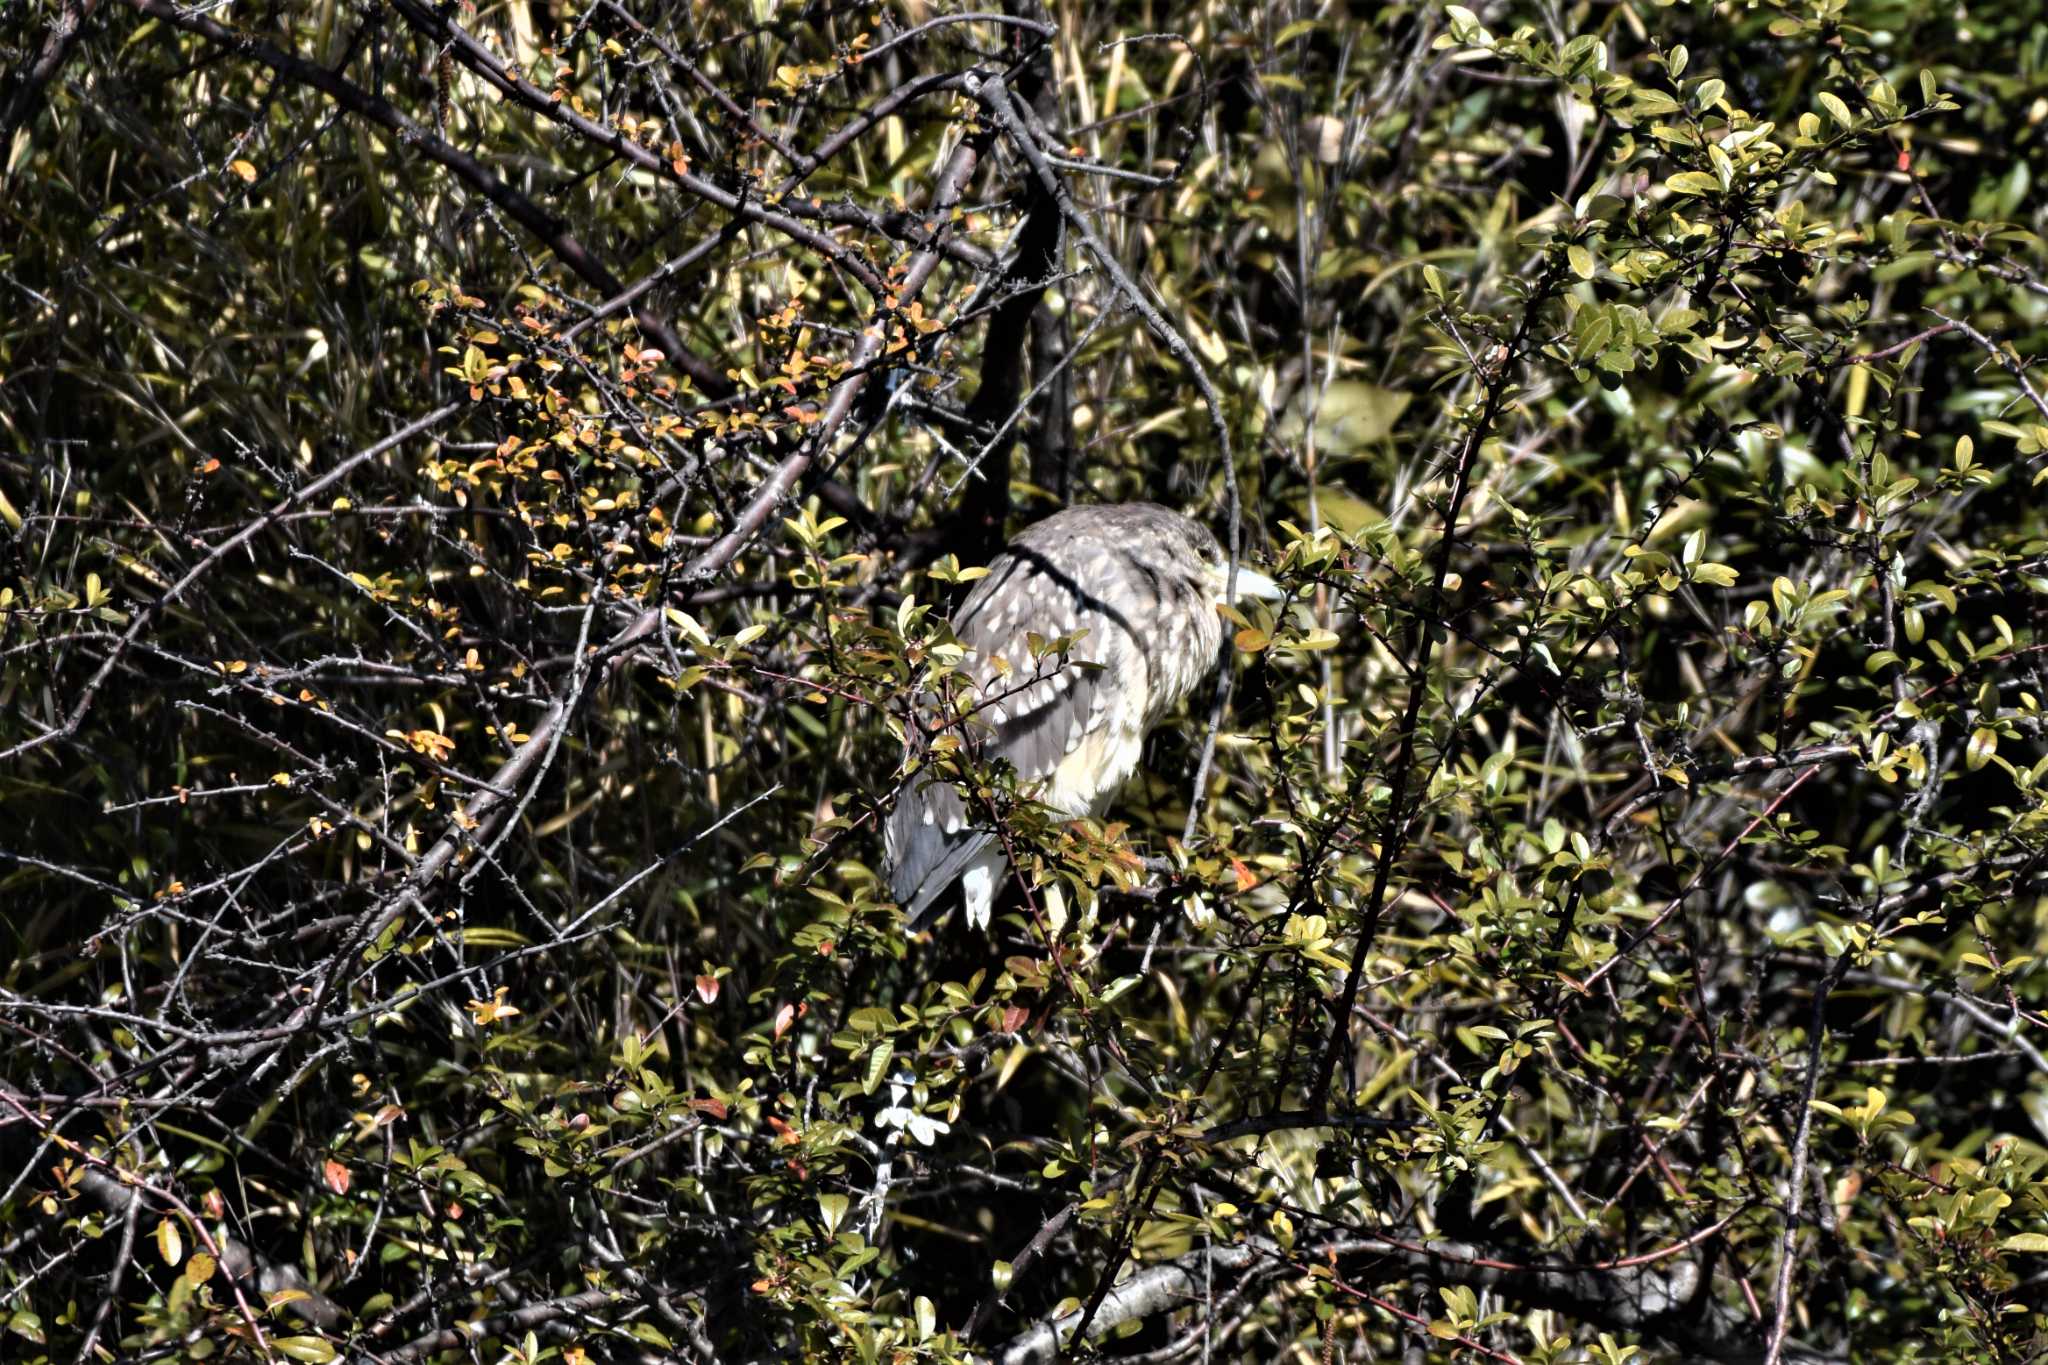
[900,832,1001,933]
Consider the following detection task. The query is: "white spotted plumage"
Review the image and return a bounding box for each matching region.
[886,503,1281,931]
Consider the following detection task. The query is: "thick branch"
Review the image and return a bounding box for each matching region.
[997,1244,1261,1364]
[0,0,102,142]
[995,1229,1840,1365]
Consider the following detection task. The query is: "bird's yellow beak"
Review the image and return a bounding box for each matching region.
[1211,564,1284,604]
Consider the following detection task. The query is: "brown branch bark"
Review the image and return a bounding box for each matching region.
[0,0,102,144]
[381,1287,620,1363]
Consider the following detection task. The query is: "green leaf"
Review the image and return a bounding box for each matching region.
[1301,381,1411,455]
[1968,728,1998,771]
[863,1042,894,1095]
[6,1310,46,1345]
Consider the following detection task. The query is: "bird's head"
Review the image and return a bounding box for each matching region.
[1032,502,1284,625]
[1171,518,1284,608]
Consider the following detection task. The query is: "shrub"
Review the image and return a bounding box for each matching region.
[4,1,2048,1361]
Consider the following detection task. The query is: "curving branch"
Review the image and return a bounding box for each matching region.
[995,1228,1843,1365]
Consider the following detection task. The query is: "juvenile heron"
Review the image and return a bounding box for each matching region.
[887,503,1282,931]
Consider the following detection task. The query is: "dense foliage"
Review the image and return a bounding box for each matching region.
[6,0,2048,1361]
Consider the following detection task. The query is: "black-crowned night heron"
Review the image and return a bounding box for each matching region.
[887,503,1282,931]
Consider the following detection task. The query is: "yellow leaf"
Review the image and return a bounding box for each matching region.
[467,987,522,1027]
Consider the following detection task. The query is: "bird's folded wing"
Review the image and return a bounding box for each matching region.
[887,543,1124,923]
[952,547,1117,784]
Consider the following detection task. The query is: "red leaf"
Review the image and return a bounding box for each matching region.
[322,1158,350,1196]
[1001,1005,1030,1034]
[695,974,720,1005]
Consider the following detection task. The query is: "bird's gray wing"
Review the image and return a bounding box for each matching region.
[951,545,1118,786]
[887,536,1128,925]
